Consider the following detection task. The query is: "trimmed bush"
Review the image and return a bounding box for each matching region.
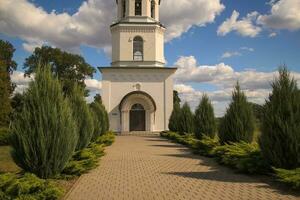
[69,85,94,150]
[63,132,115,176]
[178,102,194,134]
[0,128,10,146]
[10,65,78,178]
[0,173,63,200]
[95,131,115,146]
[213,142,270,174]
[259,67,300,169]
[218,83,255,144]
[193,136,220,157]
[194,94,216,139]
[274,168,300,189]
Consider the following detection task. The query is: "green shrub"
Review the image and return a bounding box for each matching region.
[178,102,194,134]
[63,143,105,176]
[69,85,94,150]
[10,65,78,178]
[0,173,63,200]
[274,168,300,189]
[63,132,114,176]
[90,102,107,139]
[193,136,220,157]
[95,131,115,146]
[194,94,216,139]
[218,83,255,144]
[259,67,300,169]
[169,102,181,132]
[0,128,10,146]
[213,142,270,174]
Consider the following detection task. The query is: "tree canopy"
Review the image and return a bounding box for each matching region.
[0,40,17,127]
[24,46,95,94]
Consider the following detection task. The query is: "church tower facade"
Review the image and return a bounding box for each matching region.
[111,0,165,67]
[99,0,176,133]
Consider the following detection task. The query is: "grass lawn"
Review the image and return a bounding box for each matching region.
[0,146,20,173]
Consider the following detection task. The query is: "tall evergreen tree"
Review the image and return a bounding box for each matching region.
[90,94,109,139]
[0,40,17,127]
[69,85,94,150]
[218,82,255,144]
[178,102,194,134]
[11,65,78,178]
[259,67,300,169]
[194,94,216,139]
[169,90,181,132]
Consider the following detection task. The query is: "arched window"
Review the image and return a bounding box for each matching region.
[122,0,126,18]
[133,36,143,61]
[131,104,144,111]
[151,0,155,18]
[135,0,142,16]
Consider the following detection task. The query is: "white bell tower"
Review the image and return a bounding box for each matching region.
[111,0,165,67]
[100,0,176,133]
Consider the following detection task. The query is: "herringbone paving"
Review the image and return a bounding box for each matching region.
[65,135,299,200]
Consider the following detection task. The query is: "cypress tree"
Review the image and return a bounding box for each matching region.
[259,67,300,169]
[169,90,181,132]
[10,65,78,178]
[218,82,255,144]
[69,85,94,150]
[178,102,194,134]
[90,97,109,139]
[194,94,216,139]
[169,102,180,132]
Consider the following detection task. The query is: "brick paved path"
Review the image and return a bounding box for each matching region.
[65,135,299,200]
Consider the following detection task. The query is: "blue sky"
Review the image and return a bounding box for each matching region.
[1,0,300,116]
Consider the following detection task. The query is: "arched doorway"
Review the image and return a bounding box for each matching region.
[130,104,145,131]
[119,91,156,132]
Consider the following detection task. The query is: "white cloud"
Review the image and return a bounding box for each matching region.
[240,47,254,52]
[221,51,241,59]
[0,0,225,53]
[174,56,234,83]
[84,78,102,93]
[11,71,33,93]
[161,0,225,41]
[269,32,277,37]
[258,0,300,31]
[217,10,262,37]
[173,56,300,116]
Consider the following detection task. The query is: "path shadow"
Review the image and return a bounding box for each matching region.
[150,144,183,148]
[154,138,300,197]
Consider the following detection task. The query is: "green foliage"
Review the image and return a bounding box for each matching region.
[69,85,94,150]
[62,143,104,176]
[219,83,255,144]
[10,65,78,178]
[95,131,115,146]
[90,95,109,139]
[274,168,300,189]
[63,133,115,176]
[169,102,180,132]
[193,136,220,157]
[178,102,194,134]
[0,128,10,146]
[0,173,63,200]
[24,46,95,95]
[259,67,300,169]
[213,142,270,174]
[194,94,216,139]
[0,40,17,127]
[173,90,181,105]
